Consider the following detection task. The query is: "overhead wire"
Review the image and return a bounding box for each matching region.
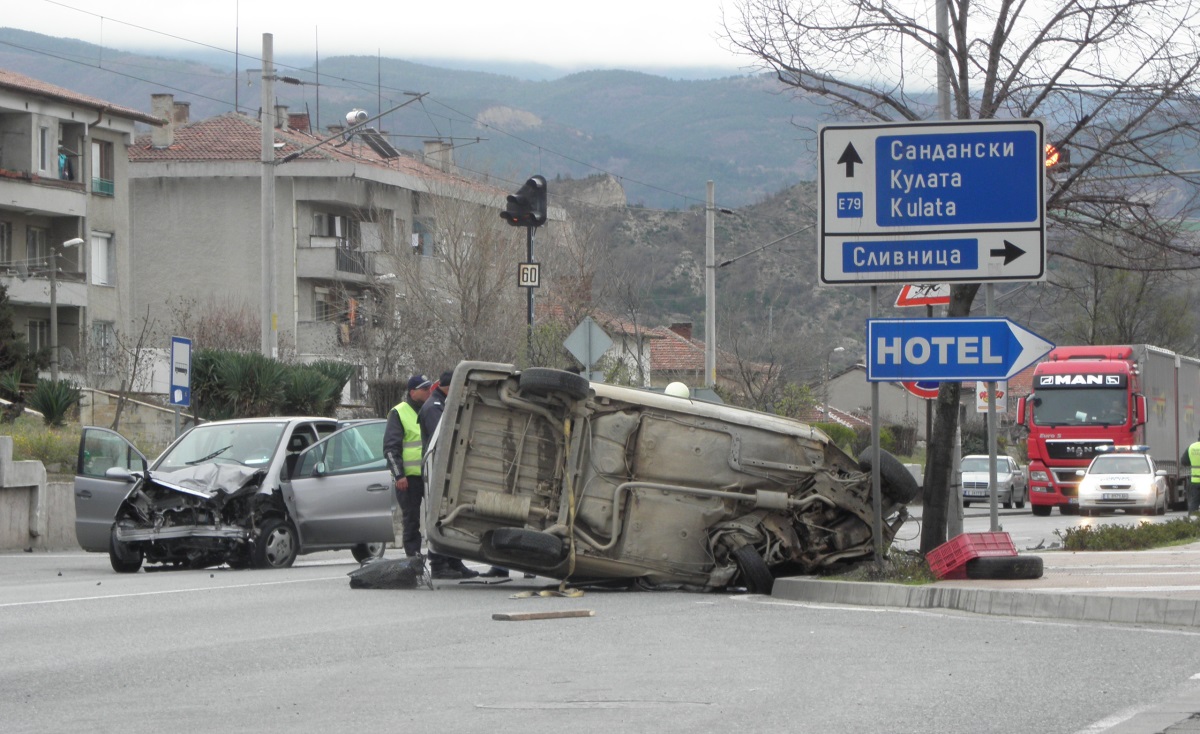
[24,0,743,212]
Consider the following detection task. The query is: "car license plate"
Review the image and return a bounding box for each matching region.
[965,490,987,497]
[1102,493,1127,501]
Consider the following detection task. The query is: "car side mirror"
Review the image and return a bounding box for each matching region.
[1074,469,1085,477]
[1156,469,1169,477]
[104,466,136,482]
[314,461,326,476]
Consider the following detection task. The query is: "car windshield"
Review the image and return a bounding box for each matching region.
[1089,455,1150,475]
[1031,387,1127,426]
[961,457,1008,473]
[155,422,288,471]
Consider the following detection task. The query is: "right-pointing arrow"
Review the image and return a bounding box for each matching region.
[989,240,1026,265]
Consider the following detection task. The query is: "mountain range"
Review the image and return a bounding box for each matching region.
[0,27,824,209]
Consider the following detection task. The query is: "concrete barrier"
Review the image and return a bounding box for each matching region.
[0,436,77,550]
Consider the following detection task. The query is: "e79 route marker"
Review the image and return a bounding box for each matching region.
[818,119,1045,285]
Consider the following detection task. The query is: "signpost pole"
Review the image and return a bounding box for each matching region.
[987,284,1000,531]
[870,286,884,563]
[527,226,534,366]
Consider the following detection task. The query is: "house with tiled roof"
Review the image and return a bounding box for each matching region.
[0,68,161,386]
[127,95,521,399]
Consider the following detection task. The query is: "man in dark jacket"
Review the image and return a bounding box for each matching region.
[418,371,480,579]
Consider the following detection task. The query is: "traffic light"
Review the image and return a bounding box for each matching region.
[1045,142,1071,170]
[501,175,547,228]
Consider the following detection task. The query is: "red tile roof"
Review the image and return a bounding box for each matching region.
[128,112,485,191]
[0,68,161,125]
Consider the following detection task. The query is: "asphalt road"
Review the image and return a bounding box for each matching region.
[2,550,1199,734]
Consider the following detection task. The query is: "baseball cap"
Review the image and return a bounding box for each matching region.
[407,374,432,391]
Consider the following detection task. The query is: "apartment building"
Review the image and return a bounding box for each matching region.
[0,69,160,384]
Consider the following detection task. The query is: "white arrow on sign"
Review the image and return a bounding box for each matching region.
[867,317,1054,382]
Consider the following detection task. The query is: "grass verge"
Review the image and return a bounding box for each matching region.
[1055,516,1200,551]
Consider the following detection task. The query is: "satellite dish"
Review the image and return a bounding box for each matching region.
[346,109,368,125]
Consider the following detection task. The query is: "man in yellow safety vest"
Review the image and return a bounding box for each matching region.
[1186,431,1200,514]
[383,374,432,557]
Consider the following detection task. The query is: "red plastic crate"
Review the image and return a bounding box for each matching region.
[927,532,1017,580]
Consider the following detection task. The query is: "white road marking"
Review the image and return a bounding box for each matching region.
[1071,704,1154,733]
[0,575,344,609]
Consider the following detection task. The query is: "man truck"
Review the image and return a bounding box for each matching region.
[1017,345,1198,515]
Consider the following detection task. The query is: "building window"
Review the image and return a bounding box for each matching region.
[0,221,11,265]
[27,319,49,354]
[91,140,114,196]
[91,321,117,375]
[27,227,48,267]
[91,232,115,286]
[39,127,49,171]
[412,220,435,257]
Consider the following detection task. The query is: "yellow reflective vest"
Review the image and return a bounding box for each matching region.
[393,400,424,477]
[1189,442,1200,483]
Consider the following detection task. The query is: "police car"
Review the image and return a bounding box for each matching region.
[1075,446,1168,516]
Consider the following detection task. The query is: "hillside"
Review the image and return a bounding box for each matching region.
[0,27,824,208]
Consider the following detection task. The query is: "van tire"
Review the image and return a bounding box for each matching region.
[965,555,1044,580]
[1032,505,1051,517]
[519,368,590,400]
[489,528,565,566]
[857,448,921,504]
[732,545,774,594]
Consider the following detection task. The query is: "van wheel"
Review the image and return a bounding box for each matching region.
[489,528,565,566]
[965,555,1044,580]
[731,545,774,594]
[1031,505,1051,517]
[253,518,298,569]
[857,448,920,503]
[109,525,143,573]
[352,543,386,563]
[519,368,589,400]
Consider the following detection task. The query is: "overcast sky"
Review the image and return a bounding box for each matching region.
[12,0,751,73]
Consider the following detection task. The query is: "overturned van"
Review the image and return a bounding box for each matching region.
[424,363,917,592]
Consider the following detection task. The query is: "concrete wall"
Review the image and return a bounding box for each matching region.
[0,436,77,550]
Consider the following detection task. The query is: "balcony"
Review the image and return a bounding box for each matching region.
[297,246,374,283]
[92,177,114,197]
[296,319,369,356]
[0,270,87,308]
[0,170,87,216]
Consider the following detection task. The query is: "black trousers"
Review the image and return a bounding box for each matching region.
[396,475,425,557]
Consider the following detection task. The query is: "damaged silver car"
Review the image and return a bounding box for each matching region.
[424,362,918,593]
[74,418,396,572]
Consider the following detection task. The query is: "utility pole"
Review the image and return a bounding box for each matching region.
[704,181,716,388]
[260,33,277,358]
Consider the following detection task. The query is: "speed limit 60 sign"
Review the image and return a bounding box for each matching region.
[518,262,540,288]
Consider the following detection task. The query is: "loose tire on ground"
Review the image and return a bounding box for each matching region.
[856,448,921,504]
[518,368,590,401]
[253,517,298,569]
[964,555,1044,580]
[731,544,774,594]
[488,528,565,567]
[109,525,143,574]
[352,543,386,563]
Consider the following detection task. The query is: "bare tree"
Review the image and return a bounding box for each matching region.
[109,307,156,431]
[726,0,1200,553]
[383,185,527,372]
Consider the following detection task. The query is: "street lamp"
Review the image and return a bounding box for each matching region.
[50,237,84,382]
[823,346,845,419]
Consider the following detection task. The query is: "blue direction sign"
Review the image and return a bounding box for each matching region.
[866,318,1053,382]
[819,119,1045,285]
[169,336,192,407]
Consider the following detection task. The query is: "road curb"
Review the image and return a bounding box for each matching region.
[771,577,1200,628]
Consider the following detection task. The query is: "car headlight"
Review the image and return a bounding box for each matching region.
[1030,470,1049,482]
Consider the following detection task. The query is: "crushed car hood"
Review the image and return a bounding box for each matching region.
[144,463,267,501]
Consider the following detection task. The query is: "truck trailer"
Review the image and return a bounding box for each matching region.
[1017,345,1199,515]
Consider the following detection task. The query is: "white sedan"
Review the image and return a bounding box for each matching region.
[1076,452,1168,516]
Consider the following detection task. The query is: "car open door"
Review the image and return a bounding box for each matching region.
[284,421,395,547]
[74,427,148,552]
